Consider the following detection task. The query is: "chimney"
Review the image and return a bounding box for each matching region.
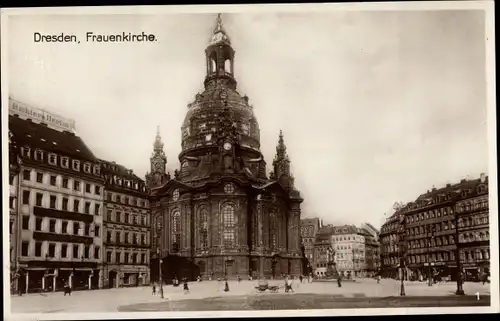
[446,183,451,187]
[480,173,486,183]
[460,179,466,183]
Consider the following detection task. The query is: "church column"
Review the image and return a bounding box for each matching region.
[256,198,265,278]
[164,208,170,255]
[239,199,248,250]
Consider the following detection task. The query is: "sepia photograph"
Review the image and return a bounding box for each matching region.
[1,2,497,319]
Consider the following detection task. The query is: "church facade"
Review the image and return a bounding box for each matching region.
[146,15,303,279]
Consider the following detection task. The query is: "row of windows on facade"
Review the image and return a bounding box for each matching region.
[381,216,489,246]
[334,253,365,260]
[404,231,489,252]
[457,199,489,212]
[20,241,100,260]
[21,147,101,176]
[408,235,455,249]
[22,169,102,195]
[106,192,148,208]
[332,235,364,242]
[458,215,489,227]
[405,200,488,224]
[381,195,488,234]
[105,251,148,265]
[106,230,148,245]
[163,204,238,249]
[384,249,491,266]
[381,219,402,233]
[21,215,101,237]
[407,221,456,236]
[105,174,146,193]
[406,206,455,224]
[106,210,149,226]
[21,190,101,215]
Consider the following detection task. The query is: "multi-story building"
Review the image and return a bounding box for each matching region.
[361,223,381,276]
[380,174,490,282]
[312,225,333,277]
[101,160,150,288]
[330,225,365,278]
[300,218,321,267]
[380,211,403,279]
[9,129,22,293]
[456,174,489,281]
[9,99,105,293]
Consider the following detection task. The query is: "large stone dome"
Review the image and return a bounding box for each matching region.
[181,81,261,155]
[179,15,261,158]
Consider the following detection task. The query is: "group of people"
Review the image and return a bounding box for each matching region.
[151,275,190,297]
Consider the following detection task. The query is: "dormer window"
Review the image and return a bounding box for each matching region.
[83,163,91,173]
[61,157,69,168]
[49,153,57,165]
[35,149,44,161]
[22,147,31,158]
[93,165,101,176]
[72,160,80,171]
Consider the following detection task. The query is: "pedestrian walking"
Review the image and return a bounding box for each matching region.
[63,281,72,296]
[299,275,303,283]
[152,283,156,295]
[285,277,294,293]
[337,275,342,288]
[377,275,381,284]
[183,278,190,294]
[224,280,230,292]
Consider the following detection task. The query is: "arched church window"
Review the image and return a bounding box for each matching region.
[199,208,208,249]
[222,204,235,247]
[171,210,181,251]
[224,59,231,73]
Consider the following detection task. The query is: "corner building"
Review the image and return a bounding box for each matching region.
[9,108,104,293]
[149,15,303,280]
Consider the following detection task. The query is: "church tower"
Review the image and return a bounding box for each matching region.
[145,126,170,189]
[271,130,296,193]
[204,13,236,90]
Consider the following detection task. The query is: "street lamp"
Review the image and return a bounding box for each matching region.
[157,248,164,299]
[399,214,406,296]
[427,225,435,287]
[454,210,465,295]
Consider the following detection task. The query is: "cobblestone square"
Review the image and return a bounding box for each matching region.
[10,279,491,313]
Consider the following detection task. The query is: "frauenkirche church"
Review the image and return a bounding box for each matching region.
[145,14,303,279]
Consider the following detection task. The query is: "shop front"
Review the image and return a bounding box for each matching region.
[19,260,99,293]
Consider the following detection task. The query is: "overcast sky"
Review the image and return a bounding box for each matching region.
[7,9,489,228]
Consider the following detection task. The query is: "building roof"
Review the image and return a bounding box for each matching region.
[331,224,358,235]
[9,115,97,162]
[99,159,144,182]
[314,226,334,243]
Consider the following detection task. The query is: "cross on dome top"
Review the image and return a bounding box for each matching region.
[209,13,231,45]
